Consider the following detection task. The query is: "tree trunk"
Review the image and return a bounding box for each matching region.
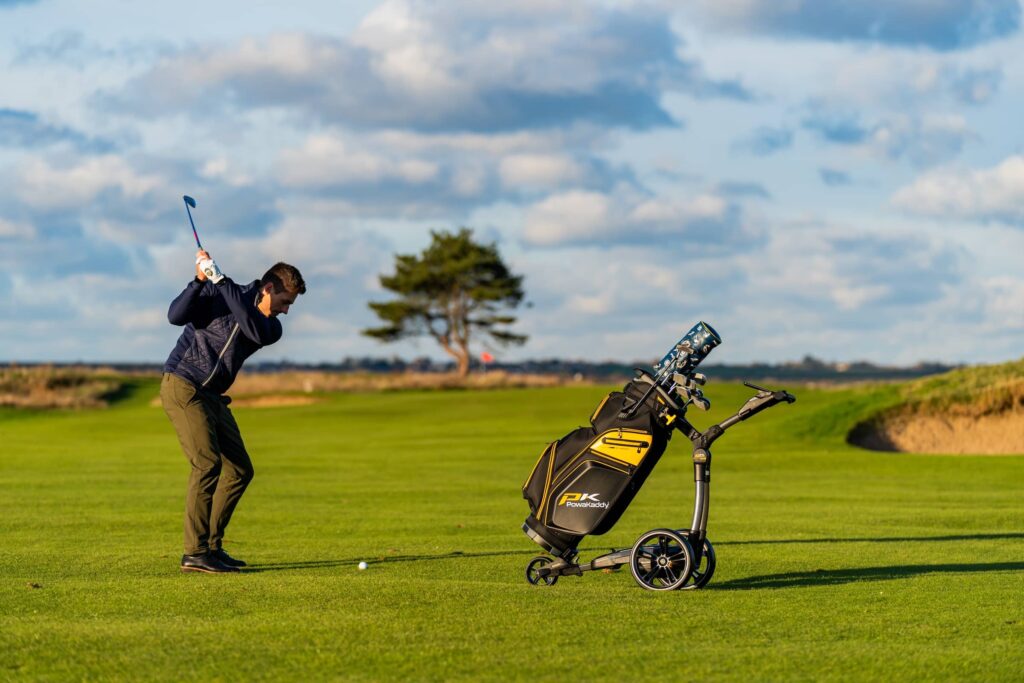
[456,352,470,378]
[436,337,471,378]
[450,290,471,378]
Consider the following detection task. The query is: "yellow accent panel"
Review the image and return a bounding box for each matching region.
[590,428,652,466]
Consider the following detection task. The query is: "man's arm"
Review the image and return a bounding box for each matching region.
[216,277,283,346]
[167,250,216,325]
[167,279,208,325]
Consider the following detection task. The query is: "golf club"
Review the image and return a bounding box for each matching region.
[183,195,202,250]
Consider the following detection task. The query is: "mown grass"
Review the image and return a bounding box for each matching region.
[0,380,1021,681]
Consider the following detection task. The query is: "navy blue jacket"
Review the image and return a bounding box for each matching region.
[163,277,283,396]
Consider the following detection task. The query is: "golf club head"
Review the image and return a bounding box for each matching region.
[183,195,196,208]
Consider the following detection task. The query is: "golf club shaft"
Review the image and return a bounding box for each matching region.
[186,206,202,249]
[183,196,203,250]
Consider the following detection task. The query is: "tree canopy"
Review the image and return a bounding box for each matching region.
[362,228,527,376]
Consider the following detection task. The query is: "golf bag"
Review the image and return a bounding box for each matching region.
[522,372,684,557]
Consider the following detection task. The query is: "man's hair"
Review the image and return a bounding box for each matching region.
[261,262,306,295]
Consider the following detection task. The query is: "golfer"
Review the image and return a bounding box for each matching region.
[160,249,305,573]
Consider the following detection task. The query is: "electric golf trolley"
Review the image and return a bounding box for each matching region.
[521,322,796,591]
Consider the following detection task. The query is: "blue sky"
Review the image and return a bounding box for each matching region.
[2,0,1024,365]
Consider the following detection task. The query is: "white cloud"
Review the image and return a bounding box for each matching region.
[827,53,1003,107]
[352,1,466,98]
[109,0,743,132]
[523,187,742,247]
[867,114,973,166]
[200,157,253,187]
[802,105,974,167]
[566,293,613,315]
[891,155,1024,224]
[373,129,569,156]
[498,154,583,189]
[15,155,163,209]
[117,308,165,332]
[277,134,443,189]
[524,190,612,245]
[726,217,962,314]
[0,218,35,239]
[981,276,1024,326]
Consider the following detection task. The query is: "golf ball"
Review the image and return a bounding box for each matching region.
[357,561,368,570]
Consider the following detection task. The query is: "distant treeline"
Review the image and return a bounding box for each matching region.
[4,355,956,384]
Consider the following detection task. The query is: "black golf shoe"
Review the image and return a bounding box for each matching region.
[180,553,240,574]
[211,548,247,568]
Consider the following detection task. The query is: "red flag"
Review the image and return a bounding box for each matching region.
[480,352,495,364]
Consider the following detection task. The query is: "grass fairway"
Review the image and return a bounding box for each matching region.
[1,380,1022,681]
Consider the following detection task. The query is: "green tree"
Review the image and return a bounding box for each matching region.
[362,228,528,376]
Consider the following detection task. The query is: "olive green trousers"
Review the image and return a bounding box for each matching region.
[160,373,254,555]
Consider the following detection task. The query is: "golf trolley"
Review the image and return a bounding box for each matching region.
[521,322,795,591]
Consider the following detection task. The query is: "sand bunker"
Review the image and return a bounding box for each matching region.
[849,412,1024,455]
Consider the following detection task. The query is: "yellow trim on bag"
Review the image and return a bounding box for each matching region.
[590,394,611,423]
[523,442,554,491]
[590,428,652,466]
[538,442,558,524]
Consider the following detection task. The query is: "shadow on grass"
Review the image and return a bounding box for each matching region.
[245,549,537,573]
[242,534,1024,577]
[716,561,1024,590]
[718,532,1024,546]
[101,378,160,407]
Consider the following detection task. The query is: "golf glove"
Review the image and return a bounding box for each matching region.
[196,257,225,284]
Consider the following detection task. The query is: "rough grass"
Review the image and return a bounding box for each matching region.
[3,368,581,411]
[229,369,581,394]
[849,359,1024,453]
[899,358,1024,417]
[0,365,123,409]
[0,380,1021,681]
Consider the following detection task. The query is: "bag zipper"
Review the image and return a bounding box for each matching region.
[201,323,240,387]
[601,435,650,454]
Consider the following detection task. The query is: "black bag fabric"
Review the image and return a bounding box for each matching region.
[522,376,679,546]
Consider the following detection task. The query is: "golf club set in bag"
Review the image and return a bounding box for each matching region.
[521,322,796,591]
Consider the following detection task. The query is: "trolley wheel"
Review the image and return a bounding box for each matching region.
[680,539,716,590]
[525,556,558,586]
[629,528,694,591]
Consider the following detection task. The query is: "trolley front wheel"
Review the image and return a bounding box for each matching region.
[526,556,558,586]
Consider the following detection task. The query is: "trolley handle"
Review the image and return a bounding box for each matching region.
[744,381,796,402]
[738,385,796,416]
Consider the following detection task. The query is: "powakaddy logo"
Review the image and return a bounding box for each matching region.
[557,492,609,508]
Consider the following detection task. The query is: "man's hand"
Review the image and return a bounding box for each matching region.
[195,249,224,284]
[195,250,210,281]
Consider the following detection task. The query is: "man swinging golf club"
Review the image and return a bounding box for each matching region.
[161,200,306,573]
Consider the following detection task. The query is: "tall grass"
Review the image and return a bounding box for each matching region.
[0,365,122,409]
[895,358,1024,417]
